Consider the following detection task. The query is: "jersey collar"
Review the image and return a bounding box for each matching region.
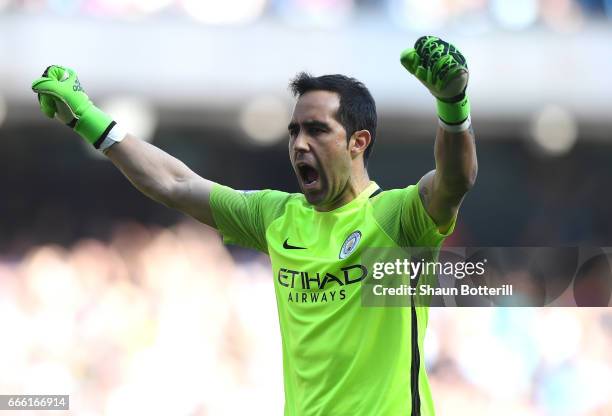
[315,181,380,214]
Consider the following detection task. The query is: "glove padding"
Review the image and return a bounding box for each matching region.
[32,66,114,147]
[400,36,468,102]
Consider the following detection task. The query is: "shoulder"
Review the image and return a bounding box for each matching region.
[257,189,302,207]
[211,184,296,203]
[369,185,418,207]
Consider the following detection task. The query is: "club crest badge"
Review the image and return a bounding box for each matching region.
[339,231,362,259]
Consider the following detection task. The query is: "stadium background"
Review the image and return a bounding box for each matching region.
[1,0,612,414]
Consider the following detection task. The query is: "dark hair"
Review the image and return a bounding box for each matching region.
[289,72,377,165]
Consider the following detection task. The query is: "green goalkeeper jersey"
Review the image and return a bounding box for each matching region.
[210,181,453,416]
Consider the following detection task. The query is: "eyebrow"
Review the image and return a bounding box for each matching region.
[287,120,330,131]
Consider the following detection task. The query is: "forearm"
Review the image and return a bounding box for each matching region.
[104,134,196,207]
[31,66,216,226]
[434,125,478,199]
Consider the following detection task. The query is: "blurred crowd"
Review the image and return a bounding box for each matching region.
[0,220,611,415]
[2,0,612,29]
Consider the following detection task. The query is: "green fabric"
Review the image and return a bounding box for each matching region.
[210,186,292,253]
[210,182,455,416]
[31,65,113,145]
[400,36,470,123]
[436,94,471,125]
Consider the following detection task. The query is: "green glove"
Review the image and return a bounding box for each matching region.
[400,36,470,125]
[32,65,115,148]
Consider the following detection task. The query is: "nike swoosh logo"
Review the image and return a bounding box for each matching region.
[283,238,306,250]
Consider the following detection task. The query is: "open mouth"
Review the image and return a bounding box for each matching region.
[297,163,320,188]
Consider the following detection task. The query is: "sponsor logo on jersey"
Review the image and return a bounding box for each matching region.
[278,264,367,290]
[278,264,368,304]
[339,230,361,259]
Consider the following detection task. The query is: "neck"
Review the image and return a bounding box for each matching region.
[315,171,371,212]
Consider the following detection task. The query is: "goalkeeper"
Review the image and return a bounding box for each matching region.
[32,36,477,415]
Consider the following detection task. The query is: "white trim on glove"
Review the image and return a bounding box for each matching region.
[99,124,127,152]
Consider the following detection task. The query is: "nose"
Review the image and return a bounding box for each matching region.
[292,131,310,153]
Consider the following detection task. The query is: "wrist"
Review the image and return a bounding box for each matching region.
[99,123,127,152]
[438,115,471,133]
[436,94,470,125]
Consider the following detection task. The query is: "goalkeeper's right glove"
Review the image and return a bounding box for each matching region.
[31,65,125,151]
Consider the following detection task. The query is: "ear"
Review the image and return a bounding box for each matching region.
[349,130,371,160]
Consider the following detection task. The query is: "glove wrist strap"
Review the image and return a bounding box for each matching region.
[98,123,127,152]
[74,106,114,146]
[439,116,471,133]
[436,94,470,125]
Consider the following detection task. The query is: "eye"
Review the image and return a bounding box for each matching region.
[309,127,325,135]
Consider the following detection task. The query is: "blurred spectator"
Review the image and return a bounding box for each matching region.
[0,221,611,415]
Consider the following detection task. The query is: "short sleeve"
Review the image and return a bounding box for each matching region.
[210,184,290,253]
[400,185,456,248]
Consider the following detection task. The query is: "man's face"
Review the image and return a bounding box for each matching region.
[288,90,353,207]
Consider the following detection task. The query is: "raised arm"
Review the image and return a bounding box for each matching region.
[401,36,478,232]
[420,126,477,232]
[31,65,217,228]
[104,135,216,227]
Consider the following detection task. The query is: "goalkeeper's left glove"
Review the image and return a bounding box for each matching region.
[400,36,471,131]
